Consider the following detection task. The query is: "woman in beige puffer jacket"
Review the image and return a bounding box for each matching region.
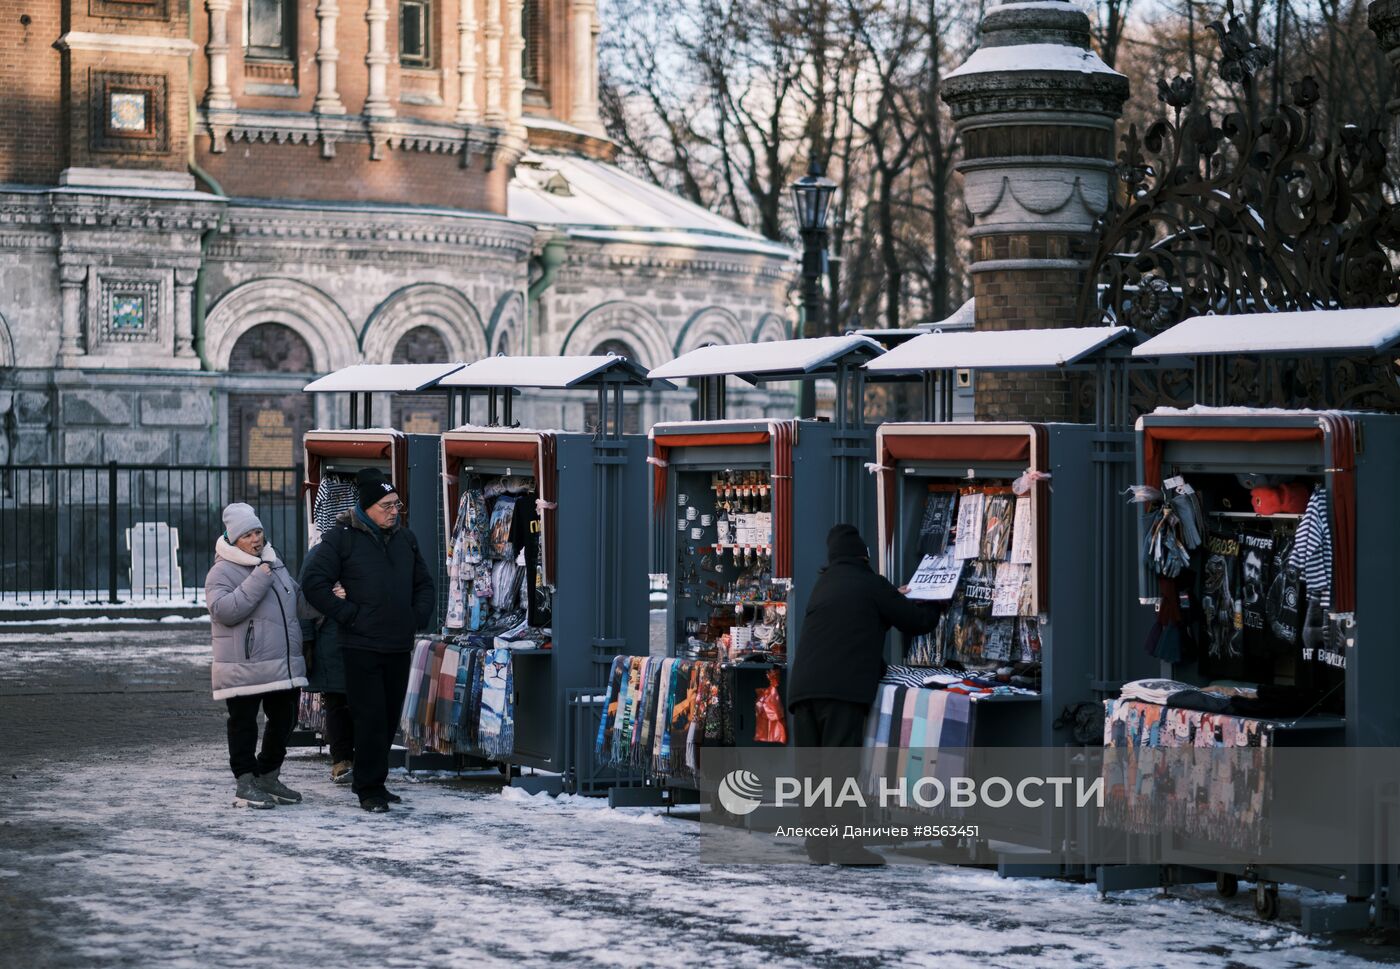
[206,502,310,809]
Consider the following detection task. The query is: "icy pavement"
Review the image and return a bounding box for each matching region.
[2,631,1399,968]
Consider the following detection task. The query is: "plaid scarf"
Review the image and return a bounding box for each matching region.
[596,655,628,761]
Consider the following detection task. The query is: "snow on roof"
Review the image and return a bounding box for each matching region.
[303,364,464,392]
[509,152,795,260]
[439,355,656,389]
[648,335,884,380]
[1133,307,1400,358]
[917,297,977,332]
[947,43,1122,78]
[866,326,1133,373]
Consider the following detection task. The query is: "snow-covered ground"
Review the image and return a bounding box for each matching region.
[2,631,1397,968]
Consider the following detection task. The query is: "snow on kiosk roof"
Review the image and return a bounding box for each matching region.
[303,363,465,393]
[438,354,660,389]
[1132,307,1400,358]
[865,326,1135,374]
[648,335,885,383]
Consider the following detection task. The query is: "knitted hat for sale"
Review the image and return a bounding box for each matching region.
[826,523,869,562]
[356,467,399,510]
[222,502,263,541]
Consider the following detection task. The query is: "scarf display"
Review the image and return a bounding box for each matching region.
[1102,698,1271,853]
[595,656,737,783]
[401,637,515,759]
[445,475,546,638]
[861,683,973,808]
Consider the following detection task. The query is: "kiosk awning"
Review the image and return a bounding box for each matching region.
[647,334,884,382]
[438,354,659,389]
[865,326,1135,374]
[302,363,465,393]
[1132,307,1400,358]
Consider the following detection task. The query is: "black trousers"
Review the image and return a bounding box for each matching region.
[342,647,412,799]
[321,691,355,764]
[226,688,300,779]
[791,699,872,853]
[791,698,870,748]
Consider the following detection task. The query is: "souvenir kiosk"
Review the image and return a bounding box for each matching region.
[1102,309,1400,930]
[299,363,466,758]
[594,336,884,808]
[863,327,1151,868]
[433,356,658,796]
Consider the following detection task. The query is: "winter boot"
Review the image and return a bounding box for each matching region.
[330,760,353,785]
[234,773,276,809]
[253,769,303,805]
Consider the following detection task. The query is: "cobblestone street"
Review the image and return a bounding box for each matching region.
[2,629,1399,968]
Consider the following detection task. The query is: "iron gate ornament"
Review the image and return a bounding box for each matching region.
[1077,11,1400,412]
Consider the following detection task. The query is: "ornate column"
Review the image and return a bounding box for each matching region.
[483,0,505,123]
[174,268,198,358]
[505,0,525,130]
[313,0,346,114]
[455,0,481,123]
[941,0,1128,422]
[364,0,395,117]
[1370,0,1400,177]
[58,264,86,359]
[203,0,235,110]
[568,0,600,130]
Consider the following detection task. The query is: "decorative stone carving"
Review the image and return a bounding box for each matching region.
[361,283,488,362]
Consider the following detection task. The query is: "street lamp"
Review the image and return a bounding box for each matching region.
[790,160,836,419]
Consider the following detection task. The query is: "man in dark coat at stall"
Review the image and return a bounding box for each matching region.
[786,523,942,865]
[301,468,435,813]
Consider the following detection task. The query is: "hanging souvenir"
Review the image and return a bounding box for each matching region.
[1010,495,1034,565]
[954,491,985,560]
[918,489,958,556]
[1199,528,1244,665]
[991,562,1031,617]
[961,560,996,618]
[754,669,787,744]
[980,493,1015,561]
[906,550,963,601]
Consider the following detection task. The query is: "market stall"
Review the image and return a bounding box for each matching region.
[592,335,884,807]
[862,327,1151,864]
[424,355,658,795]
[1100,308,1400,930]
[296,364,465,757]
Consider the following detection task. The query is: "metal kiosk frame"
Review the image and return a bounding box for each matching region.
[435,355,662,796]
[300,363,467,764]
[865,326,1153,872]
[1097,309,1400,932]
[607,335,884,809]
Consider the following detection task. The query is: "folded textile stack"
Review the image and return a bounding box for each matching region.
[1118,678,1194,705]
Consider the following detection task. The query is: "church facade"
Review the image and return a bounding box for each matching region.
[0,0,795,470]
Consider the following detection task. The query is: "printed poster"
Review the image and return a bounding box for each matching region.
[906,551,964,601]
[1010,496,1034,565]
[954,492,985,560]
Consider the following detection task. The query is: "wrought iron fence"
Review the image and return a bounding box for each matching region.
[0,463,304,606]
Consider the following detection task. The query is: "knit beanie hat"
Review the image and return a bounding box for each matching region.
[222,502,263,541]
[826,523,869,562]
[357,467,399,510]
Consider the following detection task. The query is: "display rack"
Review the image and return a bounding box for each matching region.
[1095,308,1400,931]
[865,327,1152,868]
[435,355,661,795]
[601,336,885,809]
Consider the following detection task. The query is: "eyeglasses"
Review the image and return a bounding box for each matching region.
[375,500,404,512]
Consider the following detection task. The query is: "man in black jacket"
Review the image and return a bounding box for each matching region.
[787,523,941,864]
[302,468,435,812]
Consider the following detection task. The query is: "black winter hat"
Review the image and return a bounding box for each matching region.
[357,467,399,510]
[826,523,869,562]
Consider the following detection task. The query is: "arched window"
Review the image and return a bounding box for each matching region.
[228,322,314,373]
[227,323,315,470]
[392,326,450,433]
[591,339,636,360]
[391,325,450,364]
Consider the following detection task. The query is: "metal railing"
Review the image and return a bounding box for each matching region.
[0,463,304,605]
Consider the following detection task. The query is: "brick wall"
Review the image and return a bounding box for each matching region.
[972,262,1089,423]
[1,3,66,184]
[199,139,507,209]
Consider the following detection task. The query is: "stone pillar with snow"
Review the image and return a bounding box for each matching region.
[941,0,1128,422]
